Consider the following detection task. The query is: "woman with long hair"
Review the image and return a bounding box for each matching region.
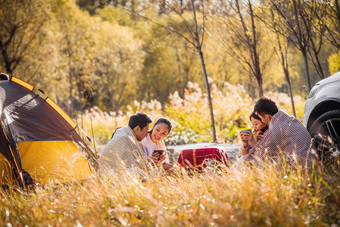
[239,112,268,156]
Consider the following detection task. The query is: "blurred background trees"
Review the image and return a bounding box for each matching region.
[0,0,339,141]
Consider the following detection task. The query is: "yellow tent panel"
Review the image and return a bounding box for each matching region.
[17,141,95,184]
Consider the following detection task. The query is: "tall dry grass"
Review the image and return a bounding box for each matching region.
[78,81,306,147]
[1,164,339,226]
[2,82,335,226]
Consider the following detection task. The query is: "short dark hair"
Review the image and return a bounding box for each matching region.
[150,117,173,134]
[128,112,152,130]
[254,97,278,116]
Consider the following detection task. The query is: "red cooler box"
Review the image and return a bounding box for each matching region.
[177,146,229,169]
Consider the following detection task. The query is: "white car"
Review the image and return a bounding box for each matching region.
[302,71,340,153]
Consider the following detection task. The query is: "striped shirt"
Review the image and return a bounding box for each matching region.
[99,126,149,173]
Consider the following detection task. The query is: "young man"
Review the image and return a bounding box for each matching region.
[99,112,152,173]
[243,97,313,167]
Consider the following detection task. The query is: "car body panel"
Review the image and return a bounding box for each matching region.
[303,72,340,129]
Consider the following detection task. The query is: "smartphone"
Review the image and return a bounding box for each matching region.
[153,149,165,156]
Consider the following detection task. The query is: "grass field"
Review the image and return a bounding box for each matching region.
[2,83,339,226]
[1,163,339,226]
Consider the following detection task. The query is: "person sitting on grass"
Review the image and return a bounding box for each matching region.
[239,112,268,156]
[99,112,161,175]
[241,97,313,167]
[140,117,175,171]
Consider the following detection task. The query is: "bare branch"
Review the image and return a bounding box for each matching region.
[117,4,196,47]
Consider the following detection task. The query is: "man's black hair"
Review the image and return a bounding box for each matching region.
[128,112,152,130]
[254,97,279,116]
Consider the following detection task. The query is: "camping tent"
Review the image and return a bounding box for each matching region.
[0,73,98,188]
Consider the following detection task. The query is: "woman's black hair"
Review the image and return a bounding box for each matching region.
[249,112,268,133]
[249,111,261,121]
[149,117,172,134]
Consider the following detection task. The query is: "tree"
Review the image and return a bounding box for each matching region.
[119,0,218,142]
[190,0,217,142]
[46,1,100,116]
[272,11,296,116]
[0,0,49,74]
[305,0,340,78]
[94,20,145,112]
[139,36,200,104]
[255,5,297,116]
[216,0,271,97]
[310,0,340,50]
[268,0,320,91]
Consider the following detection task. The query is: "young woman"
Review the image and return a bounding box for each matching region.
[140,117,173,166]
[239,112,269,156]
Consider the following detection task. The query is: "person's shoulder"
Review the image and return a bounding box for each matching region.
[273,110,295,123]
[104,133,129,149]
[276,110,290,118]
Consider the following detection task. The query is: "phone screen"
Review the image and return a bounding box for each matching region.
[153,149,165,156]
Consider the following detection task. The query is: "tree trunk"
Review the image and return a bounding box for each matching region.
[274,20,296,116]
[292,0,312,91]
[68,68,74,116]
[159,0,166,15]
[198,48,217,143]
[284,68,296,117]
[336,0,340,35]
[249,0,263,98]
[302,50,312,91]
[282,47,296,117]
[191,0,217,143]
[1,46,13,74]
[256,76,264,97]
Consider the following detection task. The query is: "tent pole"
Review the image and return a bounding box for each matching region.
[0,121,26,190]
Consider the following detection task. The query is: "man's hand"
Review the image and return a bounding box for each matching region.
[256,134,264,142]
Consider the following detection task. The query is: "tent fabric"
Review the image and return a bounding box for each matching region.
[0,121,13,163]
[0,75,98,187]
[17,141,94,184]
[0,120,25,187]
[0,81,75,143]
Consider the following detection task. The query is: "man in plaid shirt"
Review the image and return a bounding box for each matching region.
[243,97,313,168]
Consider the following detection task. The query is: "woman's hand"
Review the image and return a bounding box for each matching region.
[149,152,166,167]
[240,131,251,147]
[240,131,257,147]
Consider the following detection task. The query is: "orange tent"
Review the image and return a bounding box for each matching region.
[0,73,98,188]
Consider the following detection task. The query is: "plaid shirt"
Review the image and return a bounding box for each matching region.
[244,110,313,167]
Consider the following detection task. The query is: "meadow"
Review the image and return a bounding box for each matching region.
[1,82,339,226]
[1,164,339,226]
